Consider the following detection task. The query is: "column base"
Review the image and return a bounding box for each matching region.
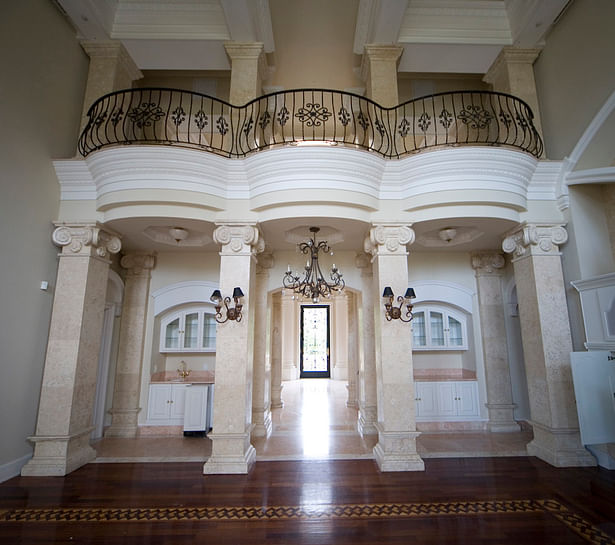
[358,404,378,435]
[203,432,256,474]
[373,425,424,472]
[527,422,596,467]
[271,383,284,409]
[486,404,520,433]
[104,408,140,438]
[21,428,96,476]
[251,409,273,438]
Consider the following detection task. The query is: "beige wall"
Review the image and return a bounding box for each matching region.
[534,0,615,160]
[267,0,363,91]
[0,0,88,469]
[138,70,231,103]
[398,74,489,104]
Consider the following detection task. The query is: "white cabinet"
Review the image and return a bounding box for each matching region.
[183,385,210,432]
[147,383,187,424]
[415,381,480,421]
[146,383,212,431]
[160,308,216,353]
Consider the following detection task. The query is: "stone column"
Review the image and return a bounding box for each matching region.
[356,252,377,435]
[332,292,349,381]
[79,41,142,132]
[105,252,155,438]
[471,251,520,433]
[224,42,266,105]
[361,45,403,107]
[365,225,424,471]
[281,290,299,380]
[22,223,121,476]
[204,224,263,474]
[252,252,273,438]
[270,292,283,408]
[346,292,359,408]
[502,223,596,467]
[483,48,544,143]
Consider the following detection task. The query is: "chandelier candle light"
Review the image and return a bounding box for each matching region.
[283,227,345,303]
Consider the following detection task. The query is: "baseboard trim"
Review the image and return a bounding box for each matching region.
[0,453,32,483]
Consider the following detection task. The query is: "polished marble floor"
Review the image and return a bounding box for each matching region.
[93,379,533,463]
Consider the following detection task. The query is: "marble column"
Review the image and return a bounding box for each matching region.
[346,292,359,409]
[252,252,274,438]
[280,290,299,380]
[471,251,520,433]
[361,45,403,107]
[22,223,121,476]
[356,252,377,435]
[332,292,349,381]
[204,224,263,474]
[502,223,596,467]
[105,252,156,438]
[79,41,142,132]
[270,293,283,408]
[365,225,424,471]
[224,42,266,105]
[483,48,544,144]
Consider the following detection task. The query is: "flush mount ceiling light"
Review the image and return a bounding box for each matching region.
[438,227,457,243]
[169,227,189,243]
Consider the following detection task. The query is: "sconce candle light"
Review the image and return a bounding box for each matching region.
[210,287,244,323]
[383,287,416,322]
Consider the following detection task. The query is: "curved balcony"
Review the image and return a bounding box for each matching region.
[78,88,543,159]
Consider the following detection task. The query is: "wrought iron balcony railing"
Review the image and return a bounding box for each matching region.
[78,88,543,159]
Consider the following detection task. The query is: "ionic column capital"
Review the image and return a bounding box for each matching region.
[364,224,415,256]
[52,222,121,259]
[502,223,567,260]
[213,223,264,256]
[120,252,156,276]
[471,251,506,276]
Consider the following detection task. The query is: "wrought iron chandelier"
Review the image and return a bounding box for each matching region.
[283,227,345,303]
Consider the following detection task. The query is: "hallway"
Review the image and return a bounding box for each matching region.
[93,379,533,463]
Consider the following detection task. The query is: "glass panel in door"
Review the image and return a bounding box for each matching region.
[300,305,330,378]
[448,315,463,346]
[165,317,180,349]
[412,311,426,347]
[202,313,216,349]
[183,312,199,349]
[430,311,445,346]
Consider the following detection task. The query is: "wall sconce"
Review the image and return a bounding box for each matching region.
[210,287,244,323]
[383,287,416,322]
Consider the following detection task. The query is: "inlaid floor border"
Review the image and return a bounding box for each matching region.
[1,498,613,544]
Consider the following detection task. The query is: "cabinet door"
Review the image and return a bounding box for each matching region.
[415,382,438,417]
[455,381,479,417]
[164,317,181,350]
[184,385,209,431]
[147,384,172,421]
[169,384,187,421]
[436,382,457,417]
[183,312,199,349]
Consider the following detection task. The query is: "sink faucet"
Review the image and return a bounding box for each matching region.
[177,360,191,380]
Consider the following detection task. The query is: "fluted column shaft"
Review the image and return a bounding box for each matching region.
[365,225,424,471]
[502,223,595,467]
[356,252,377,435]
[251,253,273,438]
[22,223,121,476]
[471,252,519,432]
[204,224,263,474]
[105,253,155,438]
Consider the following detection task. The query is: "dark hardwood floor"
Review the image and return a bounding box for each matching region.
[1,457,614,544]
